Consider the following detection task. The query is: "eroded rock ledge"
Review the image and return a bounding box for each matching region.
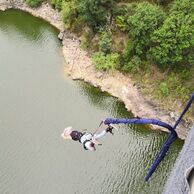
[0,0,191,139]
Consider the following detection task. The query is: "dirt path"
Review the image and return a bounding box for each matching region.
[0,0,190,139]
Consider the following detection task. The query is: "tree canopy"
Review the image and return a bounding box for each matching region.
[150,0,194,68]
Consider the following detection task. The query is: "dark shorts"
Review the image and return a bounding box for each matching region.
[70,131,83,141]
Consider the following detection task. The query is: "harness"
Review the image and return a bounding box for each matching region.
[79,132,93,150]
[83,140,91,150]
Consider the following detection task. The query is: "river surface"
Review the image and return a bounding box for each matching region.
[0,10,183,194]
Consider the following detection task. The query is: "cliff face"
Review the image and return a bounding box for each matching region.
[0,0,191,140]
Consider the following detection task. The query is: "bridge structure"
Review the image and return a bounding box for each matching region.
[163,124,194,194]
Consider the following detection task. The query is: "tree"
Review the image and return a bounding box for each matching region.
[26,0,42,7]
[76,0,116,32]
[150,0,194,68]
[62,0,116,32]
[125,2,166,60]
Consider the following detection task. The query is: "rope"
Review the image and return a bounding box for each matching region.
[104,93,194,181]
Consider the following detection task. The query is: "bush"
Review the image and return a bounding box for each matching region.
[115,15,128,32]
[123,39,135,63]
[92,52,120,71]
[178,69,192,80]
[26,0,42,7]
[122,56,142,73]
[176,85,190,101]
[51,0,62,10]
[62,1,78,30]
[80,30,93,50]
[98,31,112,54]
[158,82,169,97]
[170,0,194,15]
[114,3,137,32]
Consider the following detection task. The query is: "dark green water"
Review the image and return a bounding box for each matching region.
[0,10,183,194]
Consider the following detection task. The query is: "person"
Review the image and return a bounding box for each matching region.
[61,124,114,151]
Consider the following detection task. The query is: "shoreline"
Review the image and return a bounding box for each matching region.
[0,0,190,140]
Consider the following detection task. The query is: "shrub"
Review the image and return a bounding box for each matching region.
[26,0,42,7]
[123,39,135,63]
[122,56,142,73]
[158,82,169,97]
[51,0,62,10]
[114,3,137,32]
[178,69,192,80]
[80,30,93,50]
[170,0,194,15]
[98,31,112,54]
[92,52,120,71]
[115,15,128,32]
[176,85,190,101]
[62,1,78,29]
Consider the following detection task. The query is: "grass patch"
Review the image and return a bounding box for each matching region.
[130,64,194,121]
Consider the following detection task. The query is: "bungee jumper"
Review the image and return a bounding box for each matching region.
[61,123,115,151]
[61,93,194,181]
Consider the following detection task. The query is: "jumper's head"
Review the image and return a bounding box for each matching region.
[61,126,72,139]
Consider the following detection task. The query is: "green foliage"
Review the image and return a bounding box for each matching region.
[115,15,128,32]
[115,3,137,32]
[98,31,112,54]
[51,0,62,10]
[126,2,166,59]
[77,0,115,32]
[62,1,78,29]
[80,30,93,50]
[61,0,193,111]
[62,0,116,32]
[175,85,190,100]
[170,0,194,15]
[178,68,192,80]
[155,72,192,101]
[122,56,142,73]
[26,0,42,7]
[150,0,194,68]
[92,52,120,71]
[158,82,169,97]
[123,39,135,62]
[156,0,172,6]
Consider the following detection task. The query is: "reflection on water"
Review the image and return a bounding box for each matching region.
[78,81,150,133]
[0,9,56,43]
[78,81,133,117]
[0,9,183,194]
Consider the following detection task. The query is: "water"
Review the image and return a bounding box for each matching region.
[0,10,183,194]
